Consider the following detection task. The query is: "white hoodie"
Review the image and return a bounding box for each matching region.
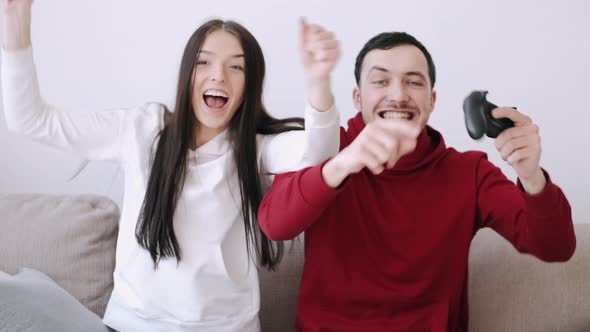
[1,47,340,332]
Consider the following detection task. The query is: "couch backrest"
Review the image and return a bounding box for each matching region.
[259,225,590,332]
[259,237,305,332]
[468,225,590,332]
[0,193,119,318]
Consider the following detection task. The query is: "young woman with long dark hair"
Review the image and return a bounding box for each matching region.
[1,1,341,331]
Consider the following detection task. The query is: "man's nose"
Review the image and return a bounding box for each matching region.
[387,80,410,103]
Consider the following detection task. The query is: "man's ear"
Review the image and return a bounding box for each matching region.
[353,87,361,112]
[431,89,437,109]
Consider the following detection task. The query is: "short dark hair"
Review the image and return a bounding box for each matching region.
[354,32,436,88]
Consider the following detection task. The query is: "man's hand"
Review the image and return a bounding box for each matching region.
[322,119,421,188]
[493,107,546,194]
[299,19,340,112]
[2,0,33,50]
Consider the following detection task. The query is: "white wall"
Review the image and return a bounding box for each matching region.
[1,0,588,223]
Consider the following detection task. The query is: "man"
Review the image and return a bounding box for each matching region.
[258,31,575,331]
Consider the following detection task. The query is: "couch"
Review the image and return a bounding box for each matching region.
[1,193,589,331]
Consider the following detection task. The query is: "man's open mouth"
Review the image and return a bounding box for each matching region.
[378,110,415,120]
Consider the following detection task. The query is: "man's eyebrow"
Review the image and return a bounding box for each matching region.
[405,71,427,80]
[367,66,390,74]
[366,67,427,81]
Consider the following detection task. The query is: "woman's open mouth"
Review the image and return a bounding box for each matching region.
[203,89,229,109]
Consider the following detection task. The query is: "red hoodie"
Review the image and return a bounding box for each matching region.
[258,112,576,332]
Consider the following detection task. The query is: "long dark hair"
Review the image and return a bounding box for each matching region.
[135,19,303,270]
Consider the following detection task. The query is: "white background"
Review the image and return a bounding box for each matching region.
[1,0,588,223]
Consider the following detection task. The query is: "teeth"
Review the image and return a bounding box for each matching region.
[204,89,228,98]
[381,111,412,119]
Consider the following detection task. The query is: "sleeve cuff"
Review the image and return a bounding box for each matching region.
[304,102,340,128]
[299,158,348,208]
[518,169,561,216]
[1,46,35,73]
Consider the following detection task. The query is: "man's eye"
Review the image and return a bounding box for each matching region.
[372,80,386,85]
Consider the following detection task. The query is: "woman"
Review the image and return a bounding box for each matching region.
[1,1,341,331]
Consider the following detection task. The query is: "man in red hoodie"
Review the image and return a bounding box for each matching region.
[258,31,575,332]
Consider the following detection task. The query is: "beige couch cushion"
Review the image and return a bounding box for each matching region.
[259,237,305,332]
[468,225,590,332]
[0,193,119,318]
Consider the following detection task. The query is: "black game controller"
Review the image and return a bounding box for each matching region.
[463,91,514,139]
